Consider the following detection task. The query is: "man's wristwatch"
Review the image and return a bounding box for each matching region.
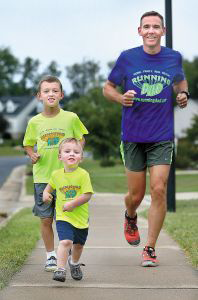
[179,91,190,99]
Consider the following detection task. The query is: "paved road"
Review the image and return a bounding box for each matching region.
[0,156,29,187]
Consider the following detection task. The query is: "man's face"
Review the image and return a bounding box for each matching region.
[138,16,165,51]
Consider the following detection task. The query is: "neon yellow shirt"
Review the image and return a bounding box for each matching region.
[49,167,93,228]
[23,109,88,183]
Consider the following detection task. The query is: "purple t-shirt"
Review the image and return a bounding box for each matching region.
[108,46,185,143]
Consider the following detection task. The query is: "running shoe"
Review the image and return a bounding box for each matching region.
[124,211,140,246]
[141,246,159,267]
[68,256,85,280]
[45,256,57,272]
[53,268,66,282]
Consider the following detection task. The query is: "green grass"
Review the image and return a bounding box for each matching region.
[26,159,198,194]
[0,208,40,290]
[0,146,25,156]
[140,200,198,268]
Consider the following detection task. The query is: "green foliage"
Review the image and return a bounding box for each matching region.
[183,57,198,100]
[66,87,122,160]
[66,59,104,96]
[0,208,40,289]
[176,114,198,169]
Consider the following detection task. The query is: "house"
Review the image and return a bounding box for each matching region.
[0,96,38,138]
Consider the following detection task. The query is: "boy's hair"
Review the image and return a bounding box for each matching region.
[37,75,63,93]
[59,138,83,154]
[140,11,164,27]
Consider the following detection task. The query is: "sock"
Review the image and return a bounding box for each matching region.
[47,250,56,260]
[69,256,79,265]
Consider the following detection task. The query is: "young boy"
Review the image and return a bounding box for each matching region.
[23,75,88,272]
[43,138,93,282]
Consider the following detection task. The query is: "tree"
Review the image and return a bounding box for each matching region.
[66,60,104,97]
[183,57,198,100]
[0,47,20,96]
[0,114,9,136]
[65,87,122,164]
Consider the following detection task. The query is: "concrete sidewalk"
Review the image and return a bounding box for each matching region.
[0,167,198,300]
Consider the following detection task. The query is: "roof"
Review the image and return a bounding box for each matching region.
[0,96,35,116]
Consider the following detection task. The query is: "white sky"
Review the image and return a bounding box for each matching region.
[1,0,197,93]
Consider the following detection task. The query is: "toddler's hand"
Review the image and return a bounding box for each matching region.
[62,202,74,212]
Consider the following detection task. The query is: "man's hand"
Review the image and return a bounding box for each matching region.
[121,90,136,107]
[62,202,74,212]
[43,191,53,203]
[176,92,188,109]
[30,153,41,164]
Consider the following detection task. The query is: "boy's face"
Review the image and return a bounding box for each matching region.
[138,16,165,51]
[37,81,64,108]
[59,141,82,167]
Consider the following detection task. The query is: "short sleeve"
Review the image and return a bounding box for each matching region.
[81,172,94,195]
[72,114,88,140]
[23,120,37,147]
[108,52,125,86]
[173,52,185,83]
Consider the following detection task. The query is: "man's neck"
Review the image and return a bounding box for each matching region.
[143,44,161,55]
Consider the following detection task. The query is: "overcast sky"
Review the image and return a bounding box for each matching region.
[1,0,197,93]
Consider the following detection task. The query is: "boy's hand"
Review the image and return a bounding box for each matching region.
[30,153,41,164]
[43,191,53,203]
[62,202,74,212]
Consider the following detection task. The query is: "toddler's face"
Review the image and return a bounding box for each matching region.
[59,141,82,166]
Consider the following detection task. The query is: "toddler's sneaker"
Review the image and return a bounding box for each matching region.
[124,211,140,246]
[141,246,159,267]
[45,256,57,272]
[68,256,85,280]
[53,268,66,282]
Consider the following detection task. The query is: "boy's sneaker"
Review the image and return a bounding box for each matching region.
[53,268,66,282]
[141,246,159,267]
[45,256,57,272]
[68,256,85,280]
[124,211,140,246]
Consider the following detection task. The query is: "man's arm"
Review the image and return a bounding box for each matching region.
[173,79,189,108]
[24,146,40,164]
[103,80,136,107]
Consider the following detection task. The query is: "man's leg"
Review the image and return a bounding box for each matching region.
[124,169,146,245]
[147,165,170,248]
[125,169,147,217]
[141,164,170,267]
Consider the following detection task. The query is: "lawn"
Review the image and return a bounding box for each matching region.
[0,208,40,289]
[26,158,198,194]
[0,146,25,156]
[140,200,198,268]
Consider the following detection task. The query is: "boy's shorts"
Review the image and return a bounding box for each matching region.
[33,183,56,218]
[120,141,173,172]
[56,221,88,245]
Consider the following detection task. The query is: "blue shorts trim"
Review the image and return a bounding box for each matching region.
[56,221,88,245]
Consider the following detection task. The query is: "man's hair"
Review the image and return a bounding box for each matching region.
[140,11,164,27]
[58,138,82,154]
[37,75,63,93]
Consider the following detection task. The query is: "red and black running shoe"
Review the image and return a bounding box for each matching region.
[124,211,140,246]
[141,246,159,267]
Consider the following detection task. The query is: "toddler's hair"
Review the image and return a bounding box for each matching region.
[59,138,82,154]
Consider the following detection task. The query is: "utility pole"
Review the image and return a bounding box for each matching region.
[165,0,176,212]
